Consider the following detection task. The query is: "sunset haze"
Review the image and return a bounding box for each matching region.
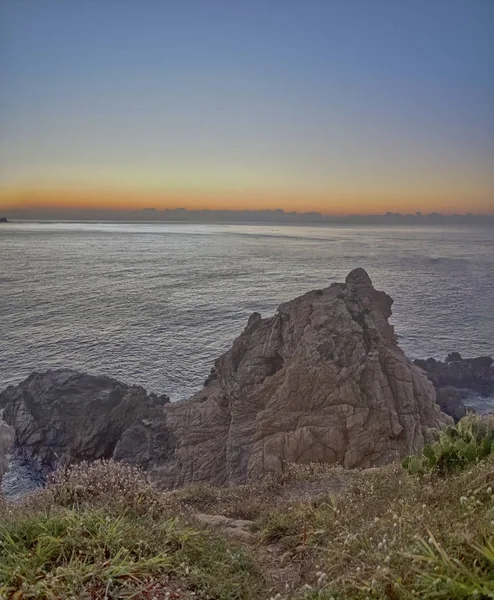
[1,0,493,215]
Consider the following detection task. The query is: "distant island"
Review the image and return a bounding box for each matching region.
[0,217,9,223]
[3,208,494,226]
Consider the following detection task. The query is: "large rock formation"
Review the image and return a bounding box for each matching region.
[141,268,450,486]
[0,269,451,488]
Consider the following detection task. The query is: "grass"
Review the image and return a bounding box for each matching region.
[257,458,494,599]
[1,415,493,599]
[0,508,172,598]
[0,462,265,599]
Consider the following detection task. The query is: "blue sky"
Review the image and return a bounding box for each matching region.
[1,0,493,213]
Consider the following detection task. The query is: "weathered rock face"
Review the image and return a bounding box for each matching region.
[146,268,450,486]
[0,270,452,488]
[0,418,14,486]
[0,370,170,475]
[414,354,494,397]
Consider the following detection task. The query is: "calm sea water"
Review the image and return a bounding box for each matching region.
[1,222,493,410]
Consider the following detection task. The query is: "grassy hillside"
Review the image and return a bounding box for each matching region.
[1,415,493,599]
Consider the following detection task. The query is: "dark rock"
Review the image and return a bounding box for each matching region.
[471,356,494,371]
[149,392,171,406]
[203,367,217,387]
[0,217,8,223]
[246,312,262,328]
[414,355,494,397]
[0,369,170,475]
[435,387,467,422]
[0,418,14,484]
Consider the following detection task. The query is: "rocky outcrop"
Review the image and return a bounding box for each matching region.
[0,418,14,487]
[0,270,451,488]
[145,268,450,486]
[194,514,256,542]
[0,370,170,475]
[435,387,467,423]
[414,354,494,397]
[0,217,8,223]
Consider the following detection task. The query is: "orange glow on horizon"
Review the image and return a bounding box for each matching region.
[1,185,493,216]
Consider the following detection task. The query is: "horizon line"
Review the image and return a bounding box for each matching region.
[3,206,494,216]
[3,207,494,226]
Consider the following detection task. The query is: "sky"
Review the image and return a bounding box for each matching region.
[0,0,493,215]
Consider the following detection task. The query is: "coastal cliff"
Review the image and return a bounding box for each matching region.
[0,269,452,488]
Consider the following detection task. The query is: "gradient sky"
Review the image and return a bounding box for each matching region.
[1,0,493,214]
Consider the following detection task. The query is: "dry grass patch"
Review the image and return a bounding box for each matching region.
[257,459,494,599]
[167,464,348,522]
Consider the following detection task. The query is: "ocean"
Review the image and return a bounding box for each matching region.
[1,222,493,410]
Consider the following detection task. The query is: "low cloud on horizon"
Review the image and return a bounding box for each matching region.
[3,206,493,226]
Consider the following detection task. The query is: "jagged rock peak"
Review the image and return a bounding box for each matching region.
[345,267,373,286]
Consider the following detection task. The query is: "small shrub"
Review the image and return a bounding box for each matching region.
[403,414,494,475]
[399,533,494,599]
[36,459,172,518]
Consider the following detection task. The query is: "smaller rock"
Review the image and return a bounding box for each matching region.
[436,387,467,423]
[195,513,256,542]
[0,418,14,485]
[246,312,262,328]
[0,369,171,475]
[203,367,217,387]
[415,354,494,397]
[471,356,494,371]
[149,392,170,405]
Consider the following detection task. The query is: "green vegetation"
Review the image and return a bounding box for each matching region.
[1,415,493,599]
[0,462,265,600]
[403,414,494,475]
